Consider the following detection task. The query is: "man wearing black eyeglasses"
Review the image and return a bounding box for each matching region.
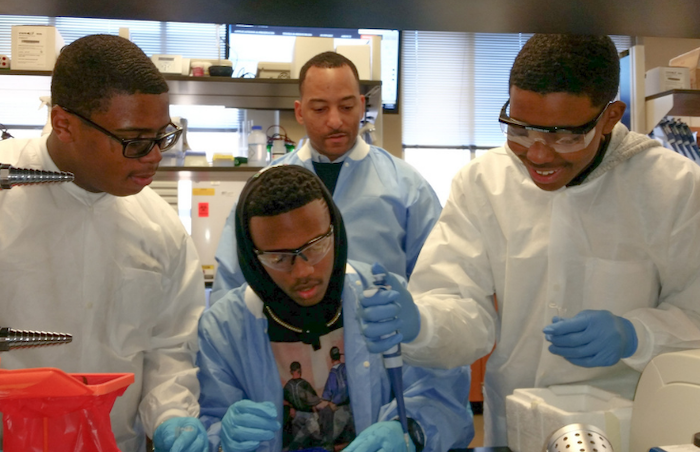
[358,34,700,447]
[196,165,474,452]
[0,34,207,451]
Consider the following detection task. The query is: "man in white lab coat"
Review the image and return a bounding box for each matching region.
[210,52,442,303]
[357,34,700,446]
[0,35,207,452]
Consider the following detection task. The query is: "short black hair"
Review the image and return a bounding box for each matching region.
[509,34,620,108]
[290,361,301,373]
[52,34,168,116]
[299,51,360,96]
[245,165,328,218]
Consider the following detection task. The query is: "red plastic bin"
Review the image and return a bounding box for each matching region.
[0,368,134,452]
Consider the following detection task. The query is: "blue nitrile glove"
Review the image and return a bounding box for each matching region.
[543,309,638,368]
[343,421,416,452]
[359,262,421,354]
[153,417,208,452]
[220,400,280,452]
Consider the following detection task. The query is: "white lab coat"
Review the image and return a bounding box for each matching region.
[0,135,206,451]
[402,123,700,446]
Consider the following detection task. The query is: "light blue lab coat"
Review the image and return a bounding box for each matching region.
[197,261,473,452]
[209,137,442,304]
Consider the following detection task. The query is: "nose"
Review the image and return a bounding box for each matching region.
[326,107,343,130]
[139,144,163,164]
[290,255,315,278]
[526,138,558,164]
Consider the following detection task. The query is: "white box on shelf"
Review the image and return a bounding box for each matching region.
[11,25,64,71]
[646,67,690,97]
[506,385,633,452]
[336,45,371,80]
[152,55,184,74]
[291,37,334,79]
[670,48,700,89]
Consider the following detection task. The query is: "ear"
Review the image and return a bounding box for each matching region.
[601,101,626,134]
[359,94,366,116]
[50,105,77,143]
[294,100,304,125]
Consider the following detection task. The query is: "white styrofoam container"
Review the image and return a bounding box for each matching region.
[506,385,633,452]
[11,25,64,71]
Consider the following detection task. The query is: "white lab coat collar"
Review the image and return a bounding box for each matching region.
[40,134,110,205]
[297,135,370,163]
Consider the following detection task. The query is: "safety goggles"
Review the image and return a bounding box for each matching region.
[498,100,610,154]
[255,225,334,272]
[60,106,182,159]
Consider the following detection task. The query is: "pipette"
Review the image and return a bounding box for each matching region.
[363,268,411,451]
[0,163,74,190]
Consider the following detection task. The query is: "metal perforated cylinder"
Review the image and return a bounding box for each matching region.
[546,424,613,452]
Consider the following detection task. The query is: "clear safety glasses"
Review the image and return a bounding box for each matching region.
[60,106,182,159]
[255,225,334,272]
[498,100,610,154]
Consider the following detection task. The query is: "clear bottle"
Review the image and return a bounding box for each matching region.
[247,126,268,167]
[271,139,287,162]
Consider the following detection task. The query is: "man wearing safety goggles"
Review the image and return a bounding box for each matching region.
[357,34,700,447]
[196,165,474,452]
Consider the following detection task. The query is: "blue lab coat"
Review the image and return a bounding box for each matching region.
[197,261,473,452]
[209,137,442,304]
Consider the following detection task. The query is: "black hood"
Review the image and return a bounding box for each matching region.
[235,165,348,348]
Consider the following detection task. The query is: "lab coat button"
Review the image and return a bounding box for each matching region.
[363,361,370,368]
[355,281,361,286]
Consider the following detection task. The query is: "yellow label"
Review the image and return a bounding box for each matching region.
[192,188,215,196]
[202,265,215,271]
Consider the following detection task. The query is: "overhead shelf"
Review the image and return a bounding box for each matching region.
[645,89,700,134]
[164,75,381,111]
[0,70,382,112]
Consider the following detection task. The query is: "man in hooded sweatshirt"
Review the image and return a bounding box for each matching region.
[357,34,700,447]
[196,165,473,452]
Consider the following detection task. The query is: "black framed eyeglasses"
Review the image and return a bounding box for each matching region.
[254,225,334,272]
[498,100,611,154]
[60,106,182,159]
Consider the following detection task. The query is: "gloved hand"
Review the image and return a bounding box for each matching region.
[153,417,208,452]
[343,421,416,452]
[359,263,421,354]
[220,400,280,452]
[543,309,638,368]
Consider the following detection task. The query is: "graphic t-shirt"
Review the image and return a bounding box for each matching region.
[271,328,356,451]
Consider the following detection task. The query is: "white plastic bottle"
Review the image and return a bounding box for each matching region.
[247,126,268,167]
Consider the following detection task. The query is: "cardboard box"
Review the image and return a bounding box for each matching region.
[291,37,334,79]
[670,47,700,89]
[506,385,633,452]
[646,67,690,96]
[11,25,64,71]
